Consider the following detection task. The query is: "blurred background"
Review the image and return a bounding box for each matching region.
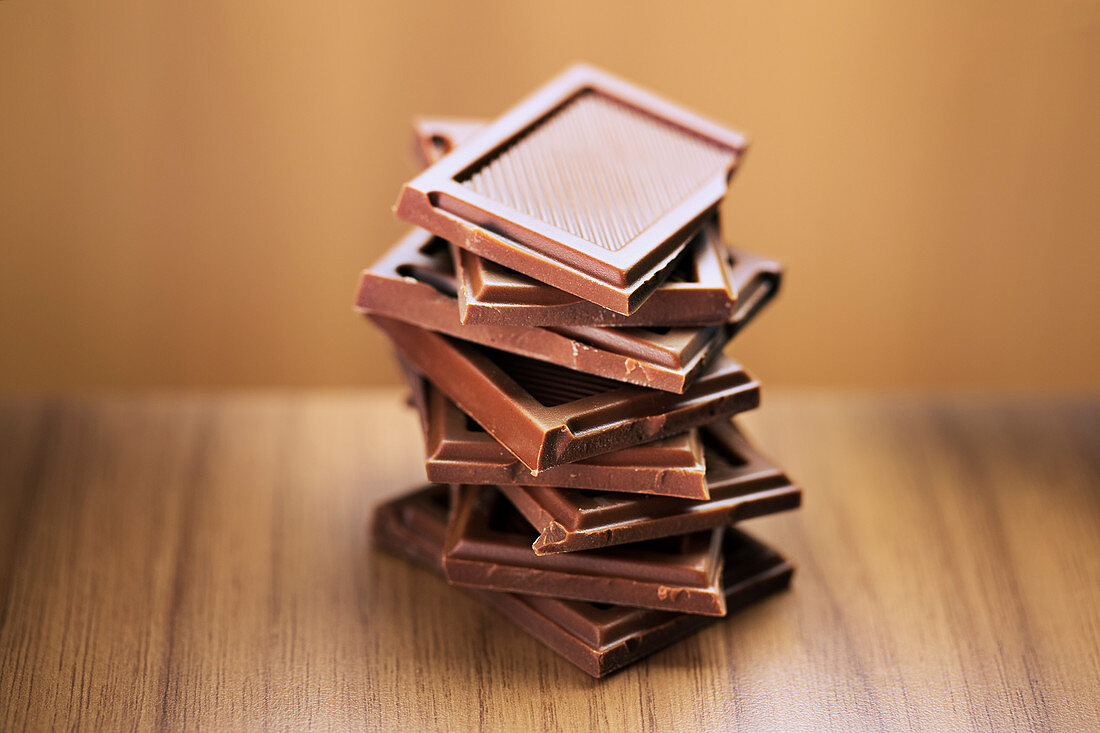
[1,1,1097,391]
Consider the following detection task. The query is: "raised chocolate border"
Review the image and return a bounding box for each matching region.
[442,485,729,615]
[355,228,734,392]
[370,314,761,472]
[395,64,747,314]
[414,376,711,498]
[413,115,782,329]
[499,421,802,554]
[457,233,782,328]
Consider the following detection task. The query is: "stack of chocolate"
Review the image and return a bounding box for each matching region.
[357,65,801,678]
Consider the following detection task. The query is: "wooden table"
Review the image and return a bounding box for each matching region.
[1,391,1098,731]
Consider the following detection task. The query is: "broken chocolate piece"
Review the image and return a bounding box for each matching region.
[455,224,782,328]
[370,314,761,473]
[499,421,801,554]
[407,373,710,498]
[443,485,729,615]
[356,228,740,392]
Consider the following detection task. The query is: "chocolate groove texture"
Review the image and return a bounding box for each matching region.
[477,346,625,407]
[461,92,734,252]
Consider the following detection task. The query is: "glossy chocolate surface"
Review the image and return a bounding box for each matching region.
[455,225,782,328]
[395,64,747,314]
[500,421,802,554]
[408,374,711,498]
[356,228,737,392]
[413,115,781,329]
[370,314,761,473]
[443,485,728,615]
[372,485,793,677]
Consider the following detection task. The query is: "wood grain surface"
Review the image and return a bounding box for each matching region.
[1,390,1098,731]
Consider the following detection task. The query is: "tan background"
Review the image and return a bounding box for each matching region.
[1,1,1098,390]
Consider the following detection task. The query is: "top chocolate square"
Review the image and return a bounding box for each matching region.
[395,64,747,315]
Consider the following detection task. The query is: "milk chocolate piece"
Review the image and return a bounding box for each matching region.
[500,421,802,554]
[455,226,783,328]
[356,228,738,392]
[369,314,761,472]
[410,115,486,168]
[372,485,794,677]
[444,485,728,615]
[397,353,430,426]
[413,115,782,328]
[373,484,452,574]
[411,374,710,498]
[395,64,747,315]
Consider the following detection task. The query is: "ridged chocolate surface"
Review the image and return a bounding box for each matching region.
[461,92,734,253]
[410,116,783,329]
[475,346,624,407]
[394,65,747,314]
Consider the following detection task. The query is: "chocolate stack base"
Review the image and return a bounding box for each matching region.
[356,64,804,677]
[373,485,794,678]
